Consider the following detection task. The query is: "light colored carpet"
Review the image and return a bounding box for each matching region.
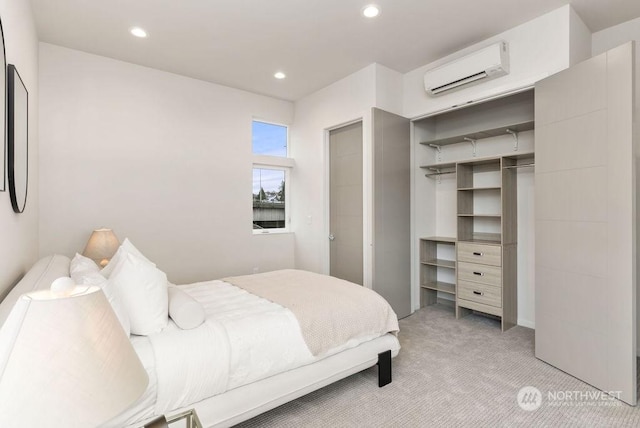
[236,304,640,427]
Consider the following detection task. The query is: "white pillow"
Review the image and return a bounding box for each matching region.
[168,286,205,330]
[72,270,131,336]
[70,253,100,281]
[109,252,168,335]
[101,238,155,279]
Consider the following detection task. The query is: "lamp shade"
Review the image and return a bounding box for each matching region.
[0,286,148,428]
[83,228,120,267]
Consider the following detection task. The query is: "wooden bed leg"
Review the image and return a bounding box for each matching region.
[377,350,392,387]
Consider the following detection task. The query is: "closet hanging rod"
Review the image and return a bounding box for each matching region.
[503,163,535,170]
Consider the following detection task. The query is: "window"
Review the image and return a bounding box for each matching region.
[253,167,287,230]
[252,120,291,232]
[252,120,287,157]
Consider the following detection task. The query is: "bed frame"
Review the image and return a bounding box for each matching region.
[0,256,400,428]
[139,335,399,428]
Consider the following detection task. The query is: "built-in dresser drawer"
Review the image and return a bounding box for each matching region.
[457,243,502,267]
[458,280,502,308]
[458,261,502,287]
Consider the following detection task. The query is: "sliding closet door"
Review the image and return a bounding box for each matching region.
[535,42,636,404]
[372,108,411,318]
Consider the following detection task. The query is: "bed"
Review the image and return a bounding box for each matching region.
[0,252,400,428]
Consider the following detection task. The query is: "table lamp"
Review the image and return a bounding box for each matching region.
[0,284,148,427]
[83,228,120,267]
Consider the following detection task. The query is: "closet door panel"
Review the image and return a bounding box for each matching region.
[535,167,607,222]
[535,220,607,277]
[535,54,606,126]
[535,110,606,173]
[604,42,637,403]
[372,107,411,318]
[535,42,636,405]
[537,267,607,334]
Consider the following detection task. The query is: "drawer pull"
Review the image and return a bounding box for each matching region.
[473,291,483,296]
[473,252,483,256]
[473,271,484,276]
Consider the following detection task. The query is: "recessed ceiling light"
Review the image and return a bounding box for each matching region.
[130,27,147,38]
[274,72,286,79]
[362,5,380,18]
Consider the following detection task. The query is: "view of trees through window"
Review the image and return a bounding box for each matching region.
[252,120,288,230]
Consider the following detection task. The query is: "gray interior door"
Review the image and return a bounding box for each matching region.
[329,122,363,285]
[535,42,637,405]
[372,108,411,319]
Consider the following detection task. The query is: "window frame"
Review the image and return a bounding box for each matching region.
[251,119,293,234]
[252,119,289,158]
[252,164,290,234]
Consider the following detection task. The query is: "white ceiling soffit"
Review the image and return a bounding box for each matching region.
[30,0,640,101]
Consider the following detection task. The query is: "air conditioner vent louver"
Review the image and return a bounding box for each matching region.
[430,71,488,94]
[424,42,510,96]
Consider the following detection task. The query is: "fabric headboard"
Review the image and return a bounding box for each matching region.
[0,255,71,327]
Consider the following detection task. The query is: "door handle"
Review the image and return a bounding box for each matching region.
[329,234,335,241]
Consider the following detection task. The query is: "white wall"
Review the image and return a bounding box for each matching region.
[38,43,295,284]
[592,16,640,55]
[374,64,404,116]
[291,64,376,285]
[402,5,574,119]
[0,0,39,299]
[569,7,592,66]
[290,62,405,290]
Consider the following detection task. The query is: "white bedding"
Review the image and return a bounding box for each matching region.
[107,279,387,427]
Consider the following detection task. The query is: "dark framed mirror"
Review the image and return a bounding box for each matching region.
[0,20,6,192]
[8,64,28,213]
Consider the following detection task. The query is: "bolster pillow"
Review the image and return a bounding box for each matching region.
[168,286,205,330]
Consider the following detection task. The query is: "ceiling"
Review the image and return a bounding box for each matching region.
[30,0,640,101]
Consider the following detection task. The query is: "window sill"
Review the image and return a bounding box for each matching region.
[253,155,295,168]
[252,229,292,235]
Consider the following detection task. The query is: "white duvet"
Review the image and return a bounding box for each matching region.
[106,280,381,427]
[152,280,315,413]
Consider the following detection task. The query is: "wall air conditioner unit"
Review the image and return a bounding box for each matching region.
[424,41,510,96]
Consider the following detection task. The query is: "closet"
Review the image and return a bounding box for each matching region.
[413,41,638,405]
[414,89,535,331]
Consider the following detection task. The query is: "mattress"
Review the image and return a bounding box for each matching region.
[106,279,399,427]
[155,333,399,428]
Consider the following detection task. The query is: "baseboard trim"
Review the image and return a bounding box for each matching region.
[517,319,535,329]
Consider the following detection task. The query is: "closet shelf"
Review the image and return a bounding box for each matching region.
[421,236,456,243]
[458,237,502,245]
[457,186,501,191]
[421,281,456,295]
[457,214,501,218]
[419,120,534,148]
[420,162,456,170]
[421,258,455,269]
